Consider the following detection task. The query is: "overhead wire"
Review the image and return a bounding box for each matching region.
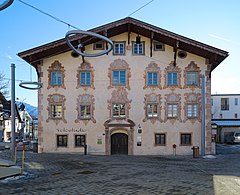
[128,0,155,17]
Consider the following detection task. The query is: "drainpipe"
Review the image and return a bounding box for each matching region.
[201,75,206,156]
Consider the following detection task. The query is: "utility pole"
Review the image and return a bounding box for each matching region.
[11,63,16,159]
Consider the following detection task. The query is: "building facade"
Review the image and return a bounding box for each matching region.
[18,17,228,155]
[211,94,240,143]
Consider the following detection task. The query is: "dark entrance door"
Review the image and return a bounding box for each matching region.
[111,133,128,155]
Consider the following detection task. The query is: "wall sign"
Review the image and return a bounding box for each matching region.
[57,128,86,133]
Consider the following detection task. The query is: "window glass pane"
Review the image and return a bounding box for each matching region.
[80,72,85,85]
[57,135,67,147]
[51,105,62,118]
[75,135,86,147]
[51,72,57,85]
[120,71,126,84]
[113,71,119,84]
[153,72,158,85]
[155,134,165,145]
[173,73,177,85]
[187,72,197,85]
[86,72,91,85]
[57,72,62,85]
[148,73,153,85]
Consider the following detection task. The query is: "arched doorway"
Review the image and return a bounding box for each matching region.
[111,133,128,155]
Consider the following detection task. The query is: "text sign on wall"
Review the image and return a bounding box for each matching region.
[57,128,86,133]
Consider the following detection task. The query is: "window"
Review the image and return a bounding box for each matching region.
[51,104,62,119]
[133,42,144,55]
[113,71,126,85]
[147,104,158,118]
[155,133,166,145]
[187,104,198,118]
[187,72,198,85]
[80,105,91,119]
[235,98,238,106]
[94,42,104,50]
[235,113,238,119]
[113,103,126,118]
[80,71,91,85]
[57,135,67,147]
[148,72,158,86]
[51,71,62,85]
[48,60,65,89]
[154,42,164,51]
[167,72,178,86]
[211,98,213,106]
[75,135,86,147]
[167,104,178,118]
[180,133,191,145]
[113,42,125,55]
[221,98,229,110]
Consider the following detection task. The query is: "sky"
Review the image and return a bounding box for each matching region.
[0,0,240,107]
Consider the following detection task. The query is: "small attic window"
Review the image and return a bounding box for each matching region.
[154,42,165,51]
[94,41,104,50]
[178,50,187,59]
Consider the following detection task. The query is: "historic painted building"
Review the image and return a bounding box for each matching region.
[18,17,228,155]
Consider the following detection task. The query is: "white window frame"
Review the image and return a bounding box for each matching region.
[147,104,158,118]
[167,104,178,118]
[51,104,63,119]
[80,105,91,119]
[113,42,125,55]
[112,103,126,118]
[187,72,198,86]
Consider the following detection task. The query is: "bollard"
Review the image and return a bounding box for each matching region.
[192,146,199,158]
[21,144,25,174]
[84,144,87,155]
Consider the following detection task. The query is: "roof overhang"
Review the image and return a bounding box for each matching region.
[18,17,228,73]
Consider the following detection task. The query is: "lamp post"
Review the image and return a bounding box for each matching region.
[11,63,16,159]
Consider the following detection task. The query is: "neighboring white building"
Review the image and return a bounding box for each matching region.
[211,94,240,143]
[3,109,32,142]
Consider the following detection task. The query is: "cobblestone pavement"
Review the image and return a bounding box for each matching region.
[0,150,240,195]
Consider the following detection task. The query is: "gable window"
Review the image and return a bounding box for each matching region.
[51,71,62,85]
[154,42,165,51]
[147,104,158,118]
[113,70,126,85]
[187,72,198,86]
[187,104,198,118]
[167,104,178,118]
[132,42,144,55]
[180,133,191,145]
[51,104,62,119]
[113,42,125,55]
[80,71,91,85]
[94,42,104,50]
[155,133,166,145]
[148,72,158,86]
[167,72,178,86]
[113,103,126,118]
[75,135,86,147]
[221,98,229,110]
[80,105,91,119]
[57,135,67,147]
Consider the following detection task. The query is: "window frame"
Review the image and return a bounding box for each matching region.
[167,104,178,118]
[155,133,166,145]
[50,104,63,119]
[75,134,86,147]
[80,105,91,119]
[187,72,198,86]
[112,103,126,118]
[167,72,178,86]
[147,72,158,86]
[94,41,104,50]
[112,70,126,86]
[57,135,68,147]
[154,42,165,51]
[132,41,145,55]
[113,41,125,55]
[147,103,158,118]
[80,71,91,86]
[187,104,198,118]
[221,98,229,110]
[51,71,62,86]
[180,133,192,146]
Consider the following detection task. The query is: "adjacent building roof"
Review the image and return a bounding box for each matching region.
[18,17,228,72]
[212,120,240,127]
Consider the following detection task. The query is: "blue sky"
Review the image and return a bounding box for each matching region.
[0,0,240,107]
